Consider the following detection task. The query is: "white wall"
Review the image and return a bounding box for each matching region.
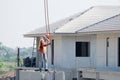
[47,36,63,68]
[39,33,120,71]
[96,33,120,69]
[75,36,96,69]
[50,35,96,69]
[60,36,76,69]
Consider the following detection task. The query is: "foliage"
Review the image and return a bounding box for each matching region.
[0,43,33,75]
[0,62,16,75]
[0,44,32,62]
[0,62,4,68]
[20,47,32,57]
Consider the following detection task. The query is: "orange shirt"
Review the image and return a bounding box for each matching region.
[39,39,47,54]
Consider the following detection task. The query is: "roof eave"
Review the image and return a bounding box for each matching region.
[77,30,120,35]
[24,33,46,37]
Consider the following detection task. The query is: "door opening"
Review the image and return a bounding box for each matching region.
[118,38,120,66]
[51,39,54,65]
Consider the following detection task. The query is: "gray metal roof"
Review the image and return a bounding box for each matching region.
[24,12,81,37]
[78,14,120,33]
[24,6,120,37]
[55,6,120,33]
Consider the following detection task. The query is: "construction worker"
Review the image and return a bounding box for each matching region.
[38,33,51,71]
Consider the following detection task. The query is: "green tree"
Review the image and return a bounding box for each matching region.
[0,62,4,68]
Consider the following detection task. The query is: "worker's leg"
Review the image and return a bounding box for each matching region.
[38,51,43,68]
[43,54,48,70]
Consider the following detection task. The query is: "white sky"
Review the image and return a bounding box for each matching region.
[0,0,120,48]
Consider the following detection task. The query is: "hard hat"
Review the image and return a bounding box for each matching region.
[45,33,50,39]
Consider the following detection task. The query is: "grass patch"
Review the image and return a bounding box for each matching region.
[0,71,7,75]
[0,62,16,75]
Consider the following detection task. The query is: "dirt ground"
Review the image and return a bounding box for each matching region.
[0,71,15,79]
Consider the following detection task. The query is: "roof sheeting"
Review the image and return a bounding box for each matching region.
[24,12,81,37]
[78,14,120,33]
[24,6,120,37]
[55,6,120,33]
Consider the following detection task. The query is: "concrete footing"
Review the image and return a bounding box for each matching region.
[16,67,120,80]
[16,67,65,80]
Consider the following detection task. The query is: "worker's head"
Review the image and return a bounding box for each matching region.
[42,34,50,41]
[45,33,50,39]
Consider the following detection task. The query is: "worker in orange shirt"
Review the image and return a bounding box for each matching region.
[38,34,51,71]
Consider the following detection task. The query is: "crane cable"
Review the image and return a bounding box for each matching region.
[44,0,53,67]
[44,0,50,34]
[43,0,56,74]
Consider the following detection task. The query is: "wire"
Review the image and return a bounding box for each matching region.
[44,0,48,33]
[44,0,53,70]
[44,0,50,34]
[46,0,50,33]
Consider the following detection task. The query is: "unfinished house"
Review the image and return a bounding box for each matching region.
[24,6,120,80]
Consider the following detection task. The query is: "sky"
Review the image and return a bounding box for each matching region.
[0,0,120,48]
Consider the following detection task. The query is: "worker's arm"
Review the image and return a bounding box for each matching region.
[41,40,51,46]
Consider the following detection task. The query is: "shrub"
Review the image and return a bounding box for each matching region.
[0,62,4,68]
